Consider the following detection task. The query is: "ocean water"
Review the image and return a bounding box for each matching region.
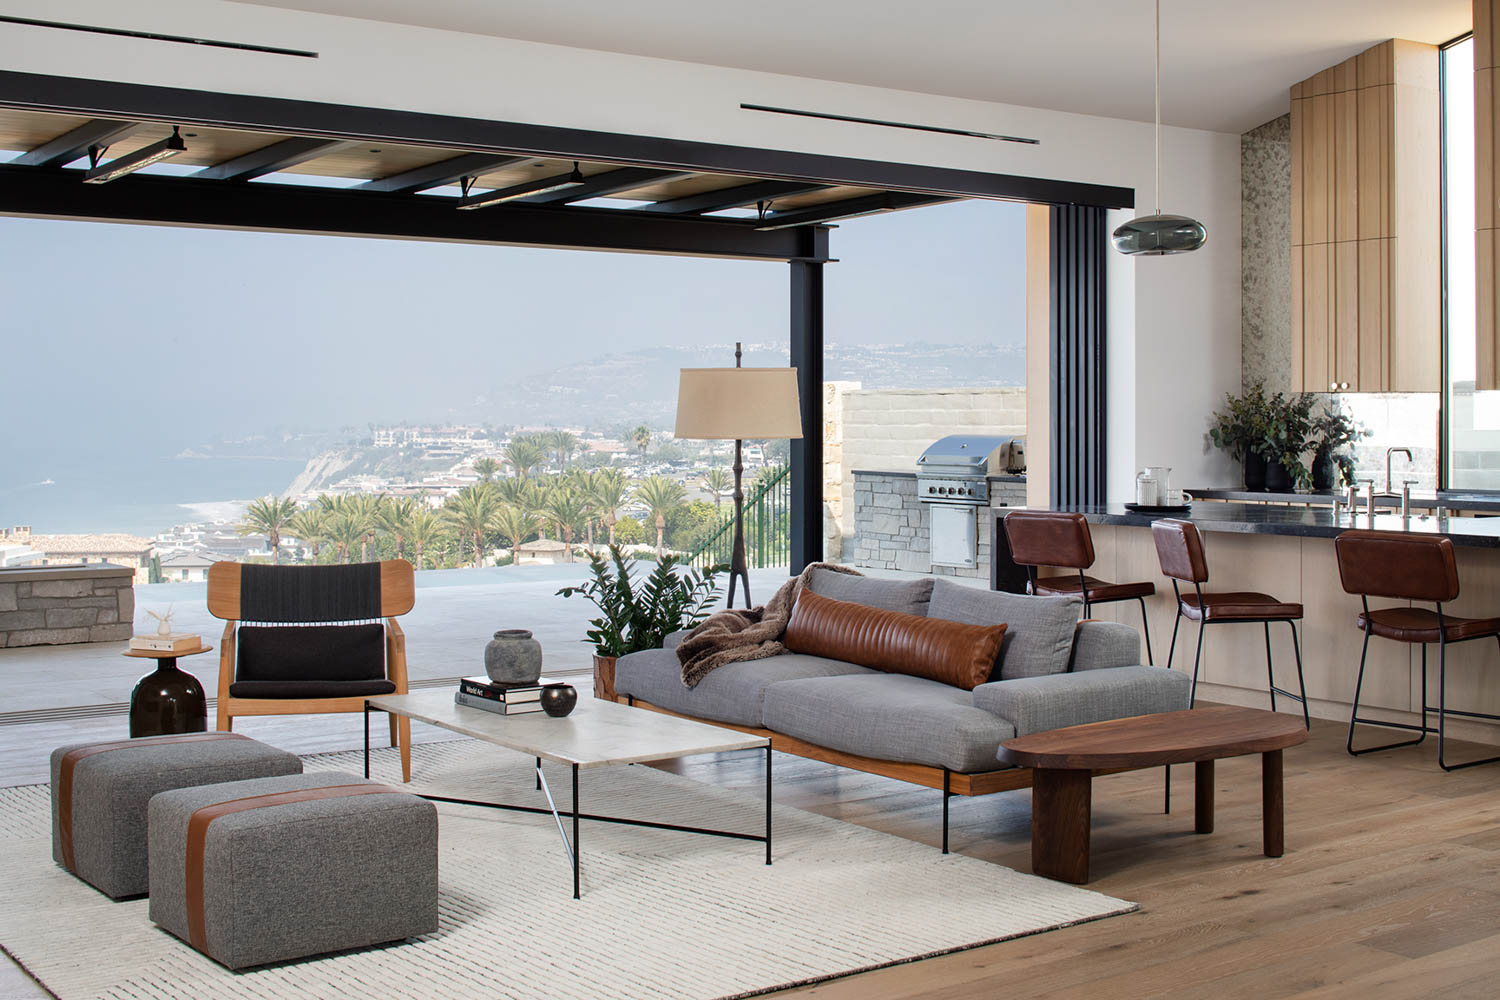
[0,454,306,537]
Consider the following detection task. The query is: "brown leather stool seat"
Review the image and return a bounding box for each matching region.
[1003,510,1157,664]
[1181,592,1304,623]
[1335,529,1500,770]
[1151,518,1309,727]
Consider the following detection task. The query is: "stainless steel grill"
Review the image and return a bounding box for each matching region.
[915,435,1025,570]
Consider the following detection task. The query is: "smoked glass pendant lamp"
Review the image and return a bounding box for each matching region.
[1112,0,1207,256]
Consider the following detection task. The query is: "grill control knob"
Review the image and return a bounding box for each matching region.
[927,486,936,494]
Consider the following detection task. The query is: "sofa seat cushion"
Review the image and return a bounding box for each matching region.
[785,590,1006,690]
[763,673,1017,773]
[615,648,874,727]
[806,567,934,616]
[929,578,1082,681]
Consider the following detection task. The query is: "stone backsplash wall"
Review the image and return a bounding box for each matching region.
[0,565,135,646]
[1242,114,1292,394]
[852,472,1026,579]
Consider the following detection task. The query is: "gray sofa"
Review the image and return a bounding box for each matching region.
[614,570,1189,838]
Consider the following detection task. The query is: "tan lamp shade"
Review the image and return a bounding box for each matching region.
[674,367,803,440]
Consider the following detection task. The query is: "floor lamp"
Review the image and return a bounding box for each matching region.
[675,344,802,609]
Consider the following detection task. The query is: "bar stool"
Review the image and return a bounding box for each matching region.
[1003,510,1156,663]
[1151,518,1309,727]
[1334,529,1500,771]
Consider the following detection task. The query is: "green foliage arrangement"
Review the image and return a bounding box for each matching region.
[1209,381,1319,487]
[557,545,725,657]
[1311,399,1368,486]
[1208,381,1274,460]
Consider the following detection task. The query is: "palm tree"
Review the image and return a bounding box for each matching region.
[504,437,547,479]
[473,457,501,482]
[326,511,366,564]
[631,425,652,461]
[490,505,539,555]
[442,484,500,568]
[403,509,446,571]
[633,475,686,559]
[236,496,299,564]
[375,496,419,562]
[285,507,328,562]
[701,467,733,509]
[543,429,580,469]
[586,468,629,545]
[348,494,384,562]
[540,483,589,562]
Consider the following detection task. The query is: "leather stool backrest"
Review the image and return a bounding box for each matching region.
[1152,518,1209,584]
[1334,529,1460,603]
[1003,511,1095,570]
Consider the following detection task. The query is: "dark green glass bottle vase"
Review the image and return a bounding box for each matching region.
[128,656,208,738]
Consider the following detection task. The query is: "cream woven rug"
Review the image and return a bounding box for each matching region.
[0,740,1135,1000]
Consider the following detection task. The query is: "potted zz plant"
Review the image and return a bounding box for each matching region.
[1309,400,1367,491]
[1209,381,1274,490]
[557,544,724,701]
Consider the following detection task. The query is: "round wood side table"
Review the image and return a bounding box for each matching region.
[124,645,212,738]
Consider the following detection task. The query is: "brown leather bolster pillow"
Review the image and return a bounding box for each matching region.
[783,589,1007,690]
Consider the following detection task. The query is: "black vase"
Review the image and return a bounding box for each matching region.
[1311,450,1336,492]
[1265,460,1293,493]
[1243,451,1269,492]
[540,684,578,717]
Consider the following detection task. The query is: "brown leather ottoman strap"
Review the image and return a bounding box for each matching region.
[57,733,250,872]
[184,784,404,952]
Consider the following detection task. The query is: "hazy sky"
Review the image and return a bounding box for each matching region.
[0,196,1024,467]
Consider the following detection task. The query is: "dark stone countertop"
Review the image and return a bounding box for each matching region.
[1188,488,1500,513]
[1043,502,1500,548]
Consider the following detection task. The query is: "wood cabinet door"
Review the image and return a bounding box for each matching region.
[1301,243,1333,392]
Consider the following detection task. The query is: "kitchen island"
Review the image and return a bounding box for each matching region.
[994,504,1500,748]
[1186,488,1500,514]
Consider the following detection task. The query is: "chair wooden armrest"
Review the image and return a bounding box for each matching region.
[385,617,412,782]
[216,621,236,731]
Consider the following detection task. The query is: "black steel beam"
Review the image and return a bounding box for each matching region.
[789,254,827,573]
[521,167,689,205]
[1050,205,1107,506]
[0,70,1135,209]
[353,152,527,194]
[757,192,952,230]
[11,117,141,167]
[638,180,832,215]
[192,136,358,181]
[0,163,832,262]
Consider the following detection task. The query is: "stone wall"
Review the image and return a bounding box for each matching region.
[827,385,1027,560]
[1241,114,1292,394]
[0,565,135,646]
[851,472,1027,579]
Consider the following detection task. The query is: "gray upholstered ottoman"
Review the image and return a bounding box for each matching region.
[50,732,302,899]
[148,770,438,969]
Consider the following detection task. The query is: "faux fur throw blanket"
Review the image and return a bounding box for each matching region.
[676,562,861,688]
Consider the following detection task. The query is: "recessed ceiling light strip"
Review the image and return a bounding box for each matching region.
[0,14,318,58]
[740,103,1039,145]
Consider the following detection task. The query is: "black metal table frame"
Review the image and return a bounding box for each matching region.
[363,700,772,899]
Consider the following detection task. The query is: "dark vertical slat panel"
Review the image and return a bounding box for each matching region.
[789,259,824,573]
[1049,205,1108,506]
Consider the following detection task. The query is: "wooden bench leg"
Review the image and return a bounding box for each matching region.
[1032,768,1091,883]
[1195,760,1214,834]
[1263,748,1284,857]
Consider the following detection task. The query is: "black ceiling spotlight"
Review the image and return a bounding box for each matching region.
[83,125,186,184]
[455,162,585,210]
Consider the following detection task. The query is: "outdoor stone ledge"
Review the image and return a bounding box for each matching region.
[0,563,136,648]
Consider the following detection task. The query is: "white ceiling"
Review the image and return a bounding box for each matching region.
[240,0,1471,134]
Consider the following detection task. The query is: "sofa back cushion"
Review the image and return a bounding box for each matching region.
[783,589,1006,690]
[805,568,934,617]
[928,578,1082,681]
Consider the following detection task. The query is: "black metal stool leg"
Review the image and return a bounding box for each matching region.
[1190,620,1206,707]
[1137,596,1154,665]
[1347,627,1426,756]
[1263,622,1277,714]
[1289,621,1310,729]
[1436,634,1500,771]
[1166,609,1181,672]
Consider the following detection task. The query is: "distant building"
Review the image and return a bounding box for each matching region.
[8,526,154,584]
[513,538,569,566]
[157,551,217,583]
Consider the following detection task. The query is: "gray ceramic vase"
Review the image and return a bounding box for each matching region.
[484,629,543,685]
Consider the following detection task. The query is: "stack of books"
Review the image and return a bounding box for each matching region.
[454,675,560,716]
[129,633,202,653]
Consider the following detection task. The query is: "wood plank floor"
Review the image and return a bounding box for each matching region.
[2,708,1497,997]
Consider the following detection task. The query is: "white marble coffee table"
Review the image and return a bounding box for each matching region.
[365,690,772,898]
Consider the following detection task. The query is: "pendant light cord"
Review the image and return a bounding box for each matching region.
[1154,0,1161,216]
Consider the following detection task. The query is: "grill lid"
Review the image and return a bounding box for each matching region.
[916,435,1018,476]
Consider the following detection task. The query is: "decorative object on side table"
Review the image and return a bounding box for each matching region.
[558,544,724,698]
[484,628,544,685]
[673,342,803,608]
[540,684,578,717]
[124,639,211,738]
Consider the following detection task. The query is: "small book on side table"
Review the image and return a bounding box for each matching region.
[129,633,203,653]
[457,676,562,703]
[455,691,544,716]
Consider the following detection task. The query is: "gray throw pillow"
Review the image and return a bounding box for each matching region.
[927,578,1082,680]
[806,568,934,616]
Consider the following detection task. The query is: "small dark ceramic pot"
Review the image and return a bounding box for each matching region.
[1243,451,1268,492]
[1265,460,1293,494]
[540,684,578,718]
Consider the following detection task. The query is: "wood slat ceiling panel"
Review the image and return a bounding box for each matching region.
[0,109,125,153]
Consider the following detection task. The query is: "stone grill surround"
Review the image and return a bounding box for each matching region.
[0,565,134,646]
[851,471,1026,579]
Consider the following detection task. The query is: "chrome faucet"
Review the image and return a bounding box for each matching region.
[1382,447,1413,496]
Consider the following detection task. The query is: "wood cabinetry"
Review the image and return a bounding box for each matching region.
[1289,40,1439,393]
[1478,1,1500,389]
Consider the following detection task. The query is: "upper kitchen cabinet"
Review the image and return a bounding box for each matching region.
[1478,1,1500,389]
[1290,40,1440,393]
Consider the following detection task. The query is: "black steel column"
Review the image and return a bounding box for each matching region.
[1049,204,1107,506]
[790,255,825,573]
